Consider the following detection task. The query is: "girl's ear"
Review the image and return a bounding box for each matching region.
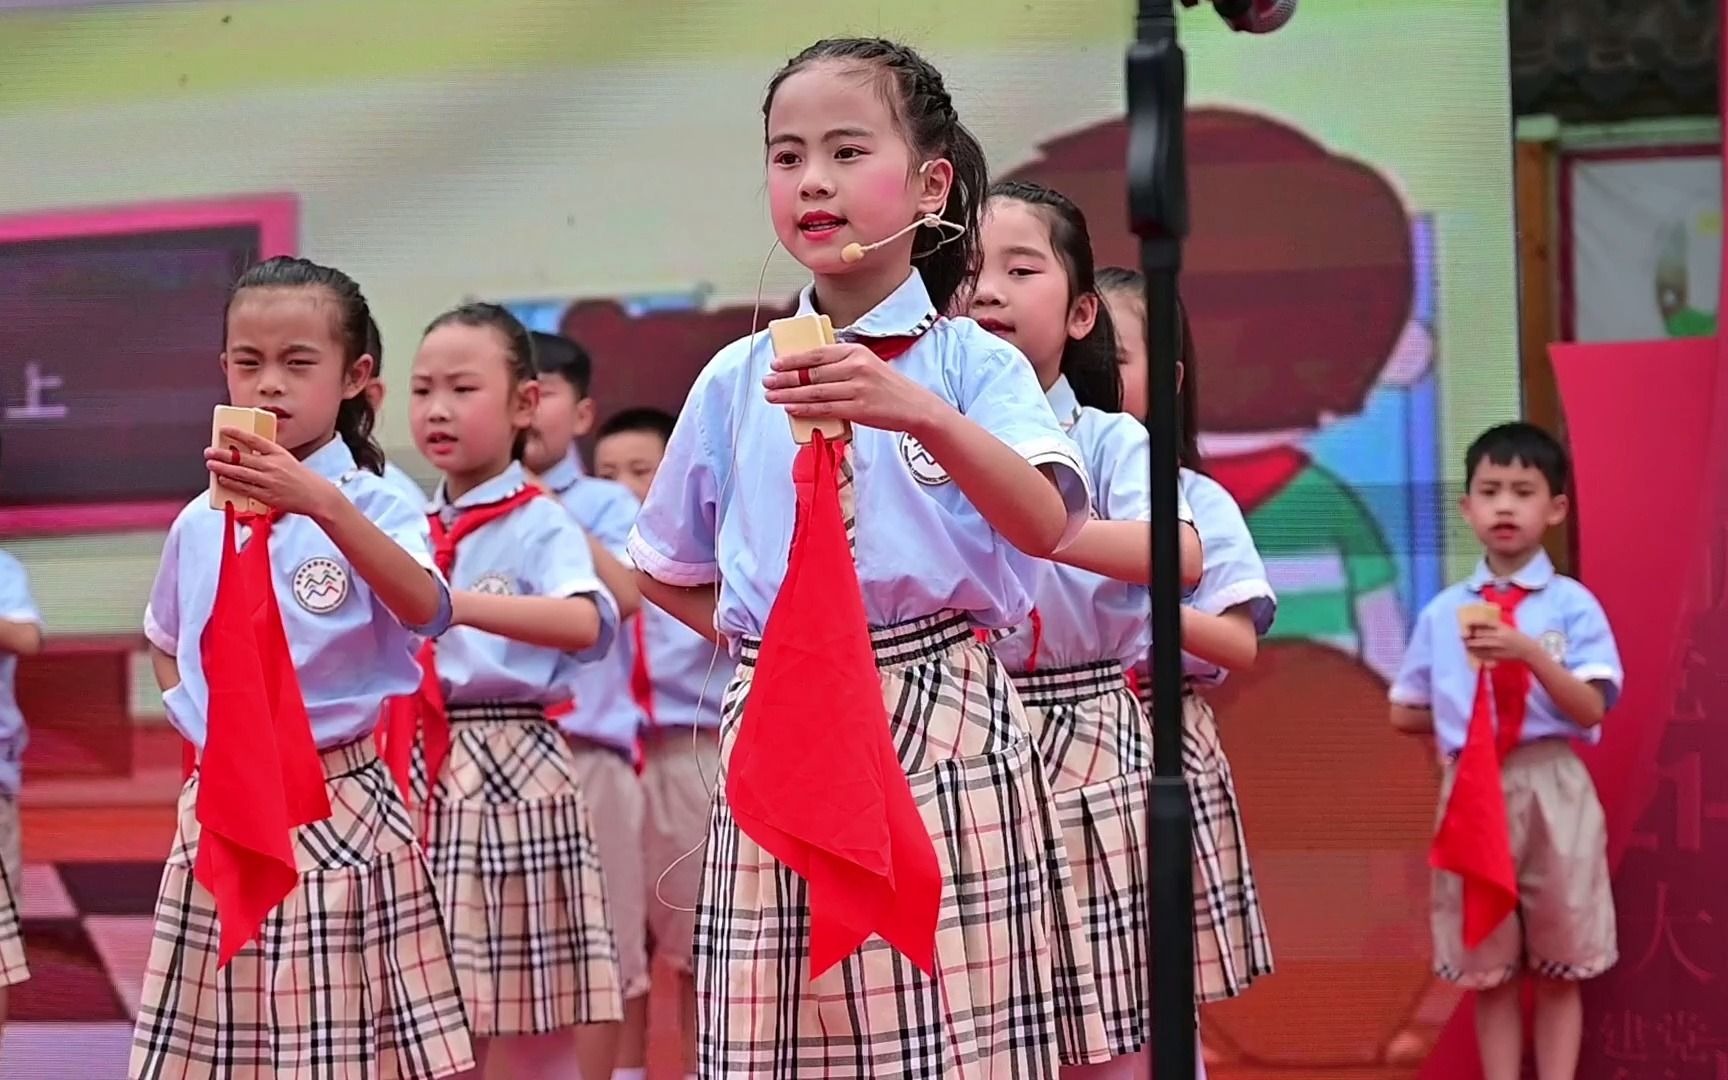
[343,354,376,400]
[1067,292,1099,341]
[917,158,954,218]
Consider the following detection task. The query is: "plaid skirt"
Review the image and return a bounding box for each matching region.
[696,611,1107,1078]
[130,739,474,1080]
[1135,680,1274,1000]
[1015,661,1154,1060]
[0,797,28,987]
[413,704,622,1036]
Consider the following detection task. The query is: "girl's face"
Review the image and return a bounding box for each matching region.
[222,287,370,458]
[765,62,951,278]
[970,199,1094,388]
[1103,289,1149,421]
[409,324,538,494]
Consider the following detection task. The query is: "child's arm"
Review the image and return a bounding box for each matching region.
[586,536,642,620]
[1389,703,1434,735]
[1055,519,1204,587]
[1180,604,1258,672]
[0,619,40,658]
[1466,621,1609,729]
[206,431,443,628]
[1388,604,1436,736]
[635,573,721,646]
[765,344,1075,557]
[148,642,181,693]
[451,593,603,652]
[913,403,1068,556]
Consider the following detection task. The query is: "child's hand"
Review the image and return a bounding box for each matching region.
[205,428,341,520]
[1464,622,1539,667]
[763,344,944,437]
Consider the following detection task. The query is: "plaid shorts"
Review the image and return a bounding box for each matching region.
[695,612,1108,1078]
[131,739,474,1079]
[417,704,623,1035]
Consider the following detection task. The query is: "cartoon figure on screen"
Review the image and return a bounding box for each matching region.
[969,181,1205,1078]
[1389,423,1622,1080]
[393,303,624,1080]
[132,257,475,1080]
[627,37,1108,1078]
[1007,108,1426,682]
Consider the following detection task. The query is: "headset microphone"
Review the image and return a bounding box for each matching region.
[840,214,967,264]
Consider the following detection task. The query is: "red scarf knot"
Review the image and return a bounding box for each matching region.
[377,486,543,810]
[1430,582,1533,948]
[725,329,940,979]
[194,504,331,967]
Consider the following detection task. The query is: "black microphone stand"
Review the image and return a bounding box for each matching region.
[1126,1,1195,1077]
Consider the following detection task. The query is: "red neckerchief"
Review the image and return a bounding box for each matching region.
[377,485,542,810]
[1024,608,1046,672]
[194,504,331,967]
[1204,445,1309,514]
[1429,582,1533,948]
[724,330,941,979]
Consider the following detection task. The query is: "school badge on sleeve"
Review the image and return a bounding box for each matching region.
[292,557,349,614]
[898,433,950,486]
[1540,630,1567,662]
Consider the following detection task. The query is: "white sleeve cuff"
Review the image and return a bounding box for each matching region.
[1193,579,1275,620]
[626,530,720,588]
[0,609,41,626]
[1015,436,1092,552]
[1388,682,1430,708]
[551,578,618,664]
[143,607,177,655]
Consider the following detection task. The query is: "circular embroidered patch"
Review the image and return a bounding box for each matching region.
[899,432,950,486]
[1539,630,1567,662]
[292,557,349,615]
[471,572,516,596]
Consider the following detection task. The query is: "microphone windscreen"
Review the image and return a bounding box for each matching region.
[841,243,866,264]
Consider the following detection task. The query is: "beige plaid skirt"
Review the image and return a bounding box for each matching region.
[1176,691,1273,1001]
[696,611,1107,1078]
[0,796,28,987]
[1015,661,1154,1059]
[414,704,622,1036]
[130,739,474,1080]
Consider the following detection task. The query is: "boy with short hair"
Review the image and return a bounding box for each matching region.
[596,407,733,1080]
[522,331,649,1080]
[1390,421,1621,1080]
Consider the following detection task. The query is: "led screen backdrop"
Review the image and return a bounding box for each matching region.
[0,1,1516,1075]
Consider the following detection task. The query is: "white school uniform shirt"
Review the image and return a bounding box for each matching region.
[627,269,1092,646]
[0,551,40,796]
[995,376,1190,672]
[542,447,649,753]
[1178,469,1278,687]
[144,438,453,750]
[382,460,427,509]
[638,600,734,730]
[429,462,618,706]
[1389,549,1624,759]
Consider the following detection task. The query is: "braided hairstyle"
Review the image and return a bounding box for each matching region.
[763,38,988,313]
[227,256,386,474]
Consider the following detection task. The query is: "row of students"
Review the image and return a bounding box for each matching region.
[104,31,1620,1080]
